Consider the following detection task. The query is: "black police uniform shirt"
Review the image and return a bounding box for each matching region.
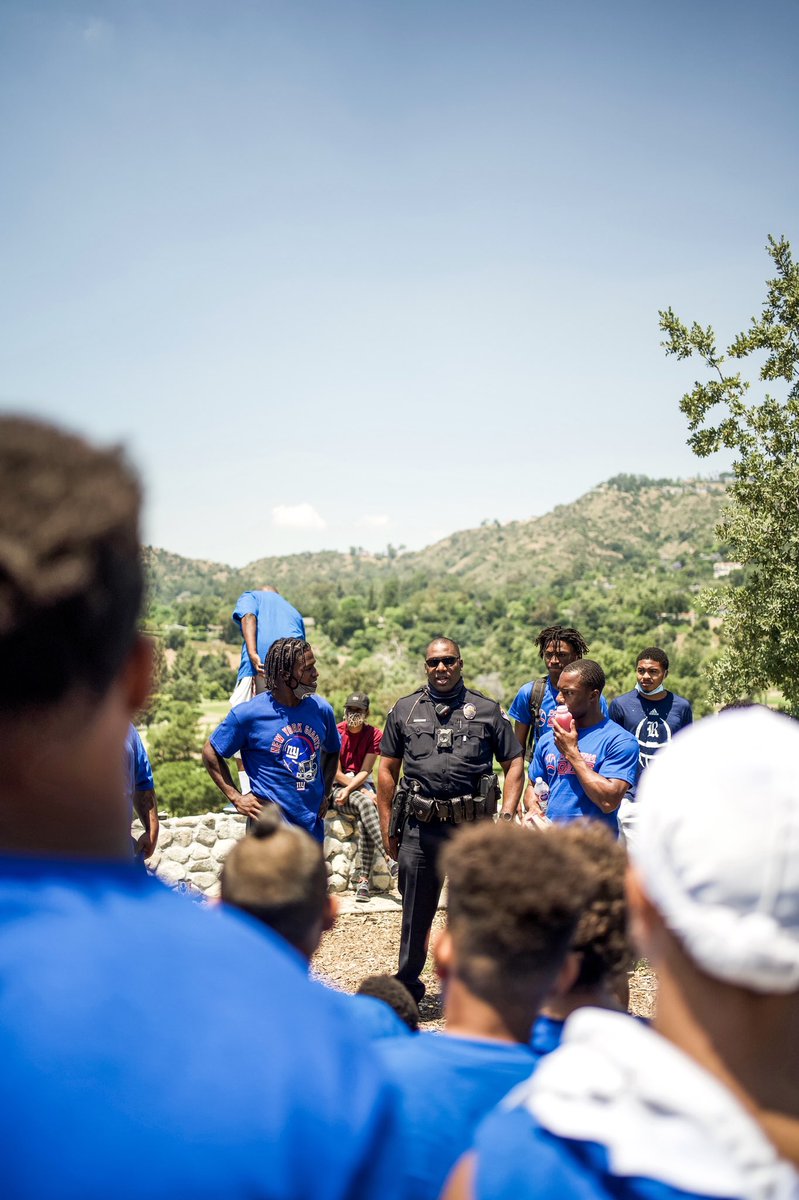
[381,685,521,799]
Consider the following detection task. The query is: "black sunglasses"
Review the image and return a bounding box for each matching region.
[425,655,458,668]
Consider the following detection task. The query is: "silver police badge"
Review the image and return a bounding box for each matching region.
[463,703,476,720]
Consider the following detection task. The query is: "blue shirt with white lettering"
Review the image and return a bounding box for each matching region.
[210,693,340,840]
[609,690,693,797]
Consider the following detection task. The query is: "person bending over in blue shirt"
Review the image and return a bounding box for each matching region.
[609,646,693,848]
[221,808,412,1041]
[377,820,596,1200]
[445,709,799,1200]
[531,820,637,1059]
[0,416,403,1200]
[203,636,340,841]
[524,659,638,834]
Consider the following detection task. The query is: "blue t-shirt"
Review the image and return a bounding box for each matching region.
[530,717,638,832]
[473,1108,711,1200]
[336,993,412,1041]
[531,1014,565,1058]
[210,693,340,841]
[608,690,693,797]
[233,590,306,682]
[125,725,154,821]
[378,1032,537,1200]
[0,857,403,1200]
[509,678,609,745]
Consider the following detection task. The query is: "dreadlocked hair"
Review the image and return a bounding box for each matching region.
[535,625,590,659]
[263,637,311,691]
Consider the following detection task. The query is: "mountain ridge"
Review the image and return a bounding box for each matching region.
[144,475,729,605]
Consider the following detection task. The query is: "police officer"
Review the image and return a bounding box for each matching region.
[377,636,524,1003]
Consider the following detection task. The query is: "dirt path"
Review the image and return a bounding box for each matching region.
[312,908,656,1028]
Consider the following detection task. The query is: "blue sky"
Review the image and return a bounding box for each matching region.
[1,1,797,564]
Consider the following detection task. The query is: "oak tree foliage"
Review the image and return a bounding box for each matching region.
[660,236,799,709]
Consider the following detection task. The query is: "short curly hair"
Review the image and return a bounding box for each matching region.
[440,821,593,1010]
[559,658,606,694]
[556,821,633,989]
[356,975,419,1031]
[0,417,143,712]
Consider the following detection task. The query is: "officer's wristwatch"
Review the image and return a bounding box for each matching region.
[499,812,513,822]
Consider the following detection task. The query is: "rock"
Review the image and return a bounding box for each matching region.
[324,837,343,857]
[190,872,218,892]
[166,845,191,865]
[204,880,221,900]
[157,860,187,886]
[326,816,355,840]
[145,849,162,871]
[189,840,212,860]
[187,856,215,873]
[157,829,173,850]
[211,838,239,863]
[194,826,217,848]
[331,853,350,878]
[171,828,193,848]
[328,874,348,893]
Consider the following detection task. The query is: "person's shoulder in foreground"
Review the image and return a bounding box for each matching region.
[1,860,404,1200]
[466,1008,790,1200]
[445,708,799,1200]
[0,417,402,1200]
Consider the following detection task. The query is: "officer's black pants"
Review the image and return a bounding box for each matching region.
[396,816,454,1003]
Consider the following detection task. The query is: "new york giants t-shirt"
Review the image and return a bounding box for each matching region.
[210,693,340,840]
[530,718,638,832]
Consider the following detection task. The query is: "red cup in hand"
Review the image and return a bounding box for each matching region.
[553,704,573,731]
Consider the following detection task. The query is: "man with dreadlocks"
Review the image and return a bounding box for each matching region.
[508,624,608,761]
[203,636,340,842]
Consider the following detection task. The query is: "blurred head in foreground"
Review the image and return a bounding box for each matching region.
[545,821,633,1016]
[221,807,337,959]
[0,416,149,857]
[435,821,594,1041]
[631,707,799,996]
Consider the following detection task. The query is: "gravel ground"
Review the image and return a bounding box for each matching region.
[313,908,657,1028]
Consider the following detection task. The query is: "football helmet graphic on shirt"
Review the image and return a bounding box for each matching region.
[280,734,319,785]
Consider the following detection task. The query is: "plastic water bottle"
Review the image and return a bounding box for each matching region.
[533,776,550,816]
[553,704,573,731]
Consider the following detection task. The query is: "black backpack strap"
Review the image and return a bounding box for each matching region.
[528,677,548,752]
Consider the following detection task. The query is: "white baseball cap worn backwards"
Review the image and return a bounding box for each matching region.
[633,708,799,993]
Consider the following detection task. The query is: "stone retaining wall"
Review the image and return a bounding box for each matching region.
[136,810,394,899]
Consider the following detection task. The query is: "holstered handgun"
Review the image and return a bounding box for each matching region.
[479,773,500,818]
[389,780,410,840]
